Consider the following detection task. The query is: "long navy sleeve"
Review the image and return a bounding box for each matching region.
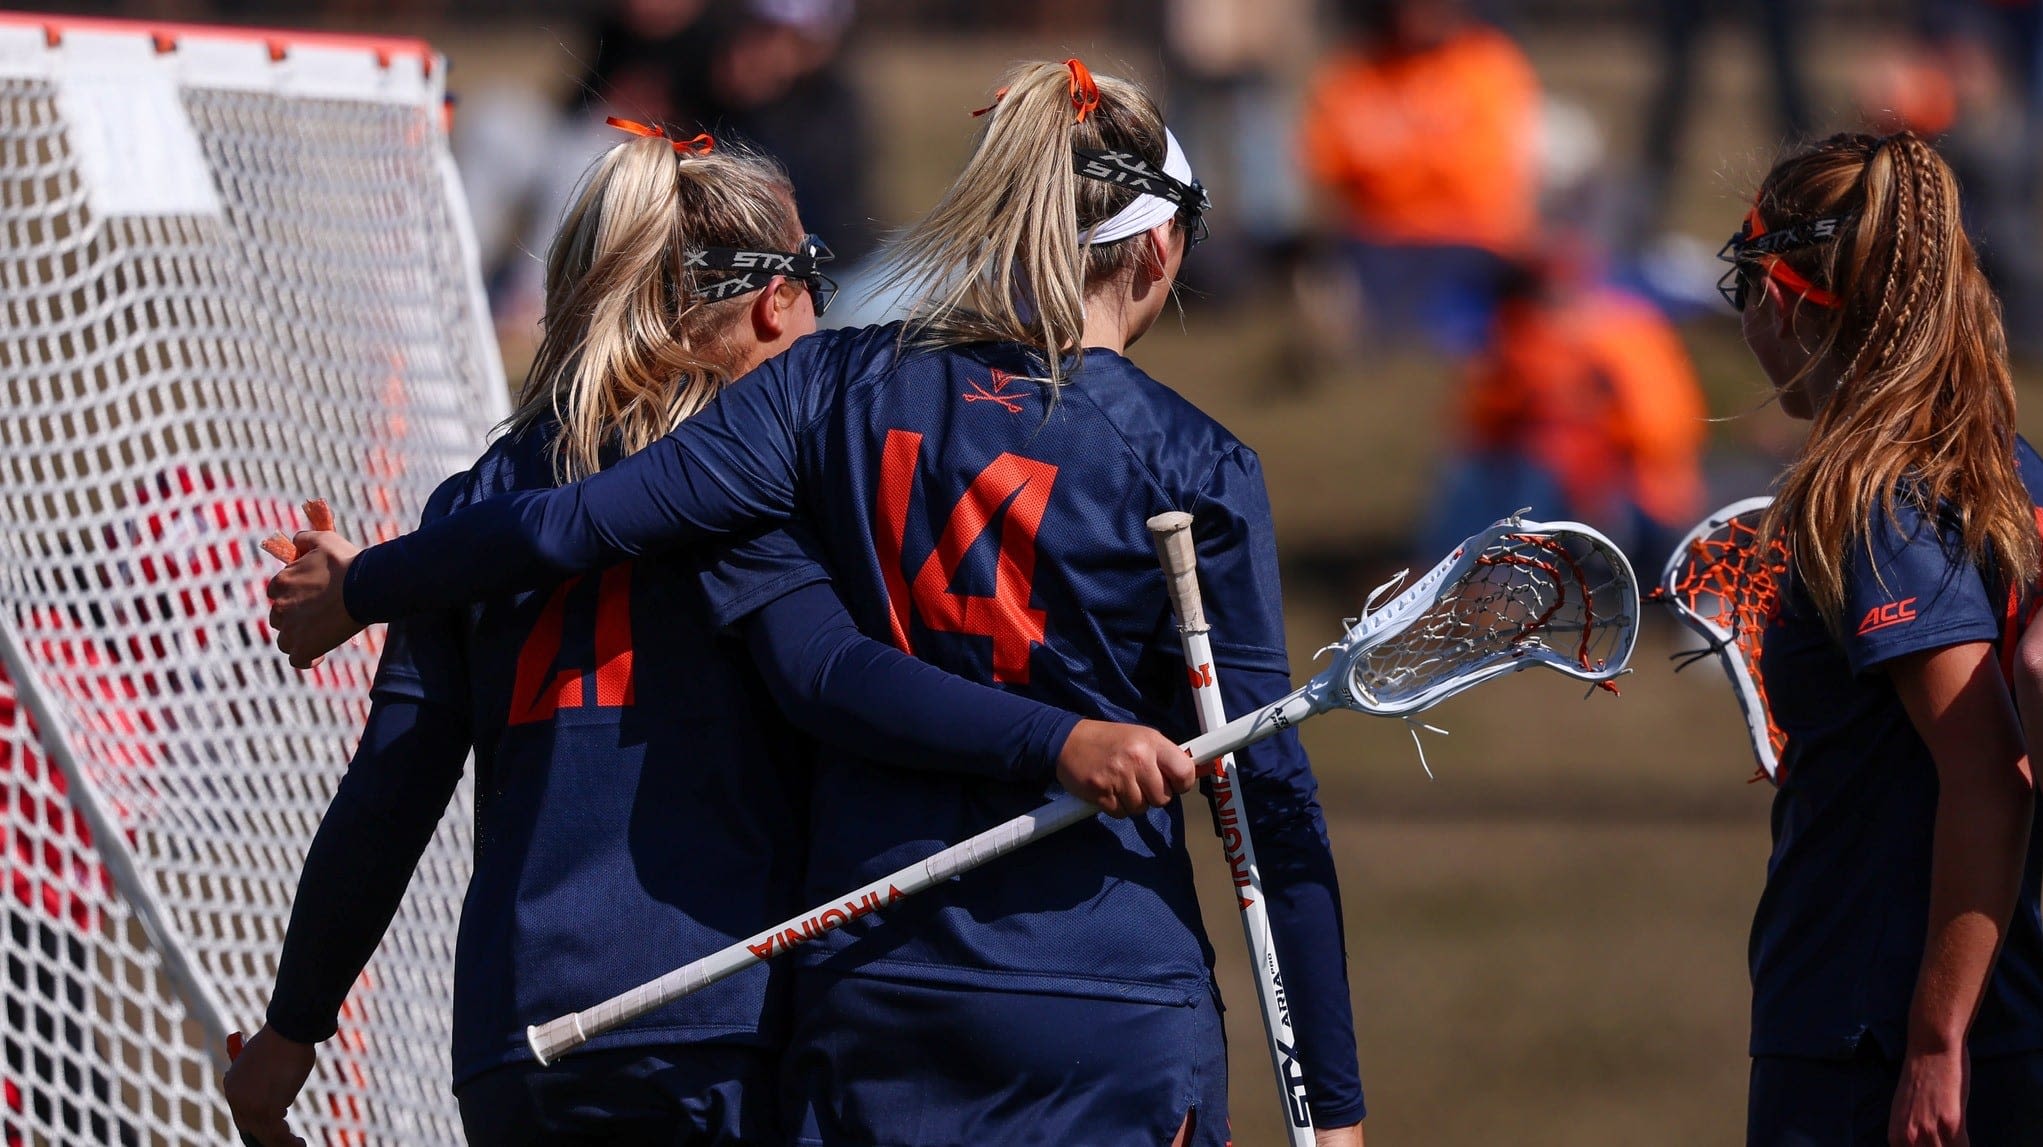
[265,680,471,1043]
[739,580,1078,784]
[1218,665,1365,1127]
[345,360,811,625]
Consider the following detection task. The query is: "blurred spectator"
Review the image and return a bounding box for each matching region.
[1876,1,2043,357]
[707,0,878,264]
[1426,248,1707,565]
[457,0,729,358]
[1298,0,1540,355]
[1162,0,1313,299]
[1632,0,1814,245]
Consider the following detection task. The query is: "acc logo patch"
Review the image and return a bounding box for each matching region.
[1856,597,1919,635]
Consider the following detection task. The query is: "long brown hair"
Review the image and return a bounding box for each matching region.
[883,60,1186,390]
[504,133,803,482]
[1752,131,2037,625]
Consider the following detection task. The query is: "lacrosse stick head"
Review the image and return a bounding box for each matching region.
[1659,496,1788,784]
[1317,516,1640,717]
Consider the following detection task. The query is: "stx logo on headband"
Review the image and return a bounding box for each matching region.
[1079,150,1167,192]
[1073,147,1210,212]
[1730,215,1855,260]
[696,274,765,300]
[728,251,801,273]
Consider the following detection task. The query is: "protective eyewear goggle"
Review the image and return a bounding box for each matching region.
[685,233,839,316]
[1716,210,1850,313]
[1073,148,1212,249]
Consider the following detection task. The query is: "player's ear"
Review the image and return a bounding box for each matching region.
[749,276,796,341]
[1141,225,1171,282]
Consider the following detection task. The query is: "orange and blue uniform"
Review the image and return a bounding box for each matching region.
[265,419,1084,1144]
[337,324,1366,1144]
[1745,439,2043,1142]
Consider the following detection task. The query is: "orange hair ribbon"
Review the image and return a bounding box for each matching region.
[970,86,1010,118]
[605,115,714,155]
[967,59,1099,124]
[1065,58,1099,124]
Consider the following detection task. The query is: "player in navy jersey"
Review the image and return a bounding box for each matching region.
[268,61,1365,1146]
[223,126,1190,1147]
[1718,132,2043,1145]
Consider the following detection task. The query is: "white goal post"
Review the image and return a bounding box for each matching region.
[0,14,504,1145]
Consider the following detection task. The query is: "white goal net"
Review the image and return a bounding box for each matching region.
[0,16,503,1145]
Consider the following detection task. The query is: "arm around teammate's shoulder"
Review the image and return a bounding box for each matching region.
[270,352,819,664]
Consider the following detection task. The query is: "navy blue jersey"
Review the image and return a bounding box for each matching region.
[1750,437,2043,1059]
[344,324,1366,1125]
[376,426,818,1085]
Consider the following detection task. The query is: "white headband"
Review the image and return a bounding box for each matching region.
[1083,129,1200,245]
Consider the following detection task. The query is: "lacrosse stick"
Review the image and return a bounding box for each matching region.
[527,514,1641,1065]
[1149,510,1313,1144]
[1655,496,1788,783]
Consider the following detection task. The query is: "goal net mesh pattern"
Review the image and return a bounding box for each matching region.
[0,20,501,1145]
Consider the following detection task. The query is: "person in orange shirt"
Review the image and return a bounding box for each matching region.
[1429,249,1707,564]
[1300,0,1540,352]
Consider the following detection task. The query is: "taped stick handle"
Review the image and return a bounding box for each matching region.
[1147,511,1207,632]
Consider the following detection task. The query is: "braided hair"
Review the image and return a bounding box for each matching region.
[1753,131,2036,627]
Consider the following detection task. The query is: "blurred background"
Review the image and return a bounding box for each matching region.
[28,0,2043,1142]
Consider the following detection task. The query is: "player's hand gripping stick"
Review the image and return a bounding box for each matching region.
[527,515,1641,1066]
[1148,511,1315,1144]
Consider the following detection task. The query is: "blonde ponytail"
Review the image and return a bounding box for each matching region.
[884,60,1178,390]
[505,133,803,482]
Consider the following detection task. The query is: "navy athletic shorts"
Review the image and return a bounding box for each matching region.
[1748,1047,2043,1146]
[454,1043,774,1146]
[783,971,1230,1146]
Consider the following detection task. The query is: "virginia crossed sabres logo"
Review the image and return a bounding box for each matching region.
[962,368,1028,413]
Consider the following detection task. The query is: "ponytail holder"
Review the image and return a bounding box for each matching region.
[605,115,715,156]
[1065,58,1099,124]
[966,61,1100,123]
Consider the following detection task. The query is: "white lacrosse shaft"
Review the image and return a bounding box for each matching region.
[529,792,1092,1064]
[527,687,1325,1066]
[1148,512,1316,1144]
[529,659,1343,1065]
[530,516,1635,1066]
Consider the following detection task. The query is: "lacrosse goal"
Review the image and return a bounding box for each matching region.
[0,14,503,1144]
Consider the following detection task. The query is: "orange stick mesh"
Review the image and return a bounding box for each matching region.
[1669,514,1790,774]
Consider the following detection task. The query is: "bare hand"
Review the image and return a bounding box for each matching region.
[1055,720,1195,817]
[223,1027,314,1147]
[266,531,363,670]
[1889,1045,1968,1146]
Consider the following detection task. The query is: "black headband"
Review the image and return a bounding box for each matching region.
[1072,148,1211,216]
[684,239,834,302]
[1720,215,1855,263]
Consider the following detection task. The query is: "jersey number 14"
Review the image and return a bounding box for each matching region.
[874,429,1058,684]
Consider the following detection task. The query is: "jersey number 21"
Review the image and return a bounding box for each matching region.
[508,563,635,725]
